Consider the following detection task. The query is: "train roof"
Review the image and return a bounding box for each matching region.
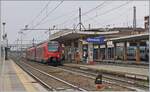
[26,40,58,49]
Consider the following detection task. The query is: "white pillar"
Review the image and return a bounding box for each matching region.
[71,41,75,61]
[136,42,140,63]
[124,41,127,61]
[88,43,93,63]
[113,42,116,60]
[78,39,82,62]
[105,44,108,59]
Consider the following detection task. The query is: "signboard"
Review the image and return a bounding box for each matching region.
[93,45,99,49]
[86,36,104,44]
[107,41,114,47]
[88,43,93,63]
[82,40,88,44]
[116,43,124,47]
[100,45,105,48]
[107,41,113,46]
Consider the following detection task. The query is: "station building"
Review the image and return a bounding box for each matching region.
[49,27,149,64]
[144,16,149,30]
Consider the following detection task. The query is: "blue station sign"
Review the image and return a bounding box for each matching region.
[86,36,105,44]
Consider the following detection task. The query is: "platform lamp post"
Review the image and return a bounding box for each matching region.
[2,22,8,60]
[2,22,6,61]
[16,38,19,57]
[18,31,23,57]
[18,25,28,57]
[1,22,6,78]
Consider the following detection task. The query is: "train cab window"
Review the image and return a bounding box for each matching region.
[48,42,59,52]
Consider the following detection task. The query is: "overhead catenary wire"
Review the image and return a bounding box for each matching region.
[89,1,133,28]
[98,7,133,28]
[27,1,51,28]
[73,1,107,21]
[40,9,79,27]
[21,0,64,39]
[83,1,107,16]
[84,1,131,23]
[56,1,108,28]
[32,0,64,29]
[56,1,133,29]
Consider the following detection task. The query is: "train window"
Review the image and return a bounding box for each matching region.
[48,42,59,51]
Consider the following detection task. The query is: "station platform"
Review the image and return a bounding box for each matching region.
[64,62,149,77]
[0,59,48,92]
[97,59,149,65]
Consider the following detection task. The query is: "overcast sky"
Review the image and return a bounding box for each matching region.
[1,1,149,44]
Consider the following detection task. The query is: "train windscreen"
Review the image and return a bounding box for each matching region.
[48,42,59,52]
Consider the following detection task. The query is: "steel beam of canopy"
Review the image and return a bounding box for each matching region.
[110,33,149,42]
[21,28,72,31]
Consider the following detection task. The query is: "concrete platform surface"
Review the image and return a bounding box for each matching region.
[64,63,149,76]
[0,59,48,92]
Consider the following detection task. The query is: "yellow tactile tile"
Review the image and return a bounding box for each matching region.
[11,60,37,92]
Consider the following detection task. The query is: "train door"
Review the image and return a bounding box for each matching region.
[140,46,146,61]
[82,44,88,63]
[116,43,124,60]
[108,47,114,59]
[145,48,149,62]
[93,44,99,61]
[146,41,149,62]
[68,47,72,62]
[127,46,136,60]
[100,45,105,60]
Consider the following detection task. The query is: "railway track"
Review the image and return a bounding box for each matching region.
[11,56,86,92]
[12,58,87,91]
[58,65,149,91]
[9,54,147,91]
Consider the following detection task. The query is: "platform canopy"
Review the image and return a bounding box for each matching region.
[107,33,149,42]
[49,29,119,42]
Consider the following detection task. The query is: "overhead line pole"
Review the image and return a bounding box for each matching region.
[75,7,86,31]
[17,39,19,56]
[79,8,82,31]
[20,32,23,56]
[133,6,136,31]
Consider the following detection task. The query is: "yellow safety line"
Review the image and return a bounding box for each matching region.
[11,60,37,92]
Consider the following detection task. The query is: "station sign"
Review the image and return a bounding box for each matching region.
[86,36,105,44]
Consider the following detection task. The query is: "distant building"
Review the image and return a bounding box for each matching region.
[144,16,149,30]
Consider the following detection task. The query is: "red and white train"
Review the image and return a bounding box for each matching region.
[26,41,63,66]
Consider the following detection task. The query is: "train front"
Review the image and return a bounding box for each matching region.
[47,41,62,66]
